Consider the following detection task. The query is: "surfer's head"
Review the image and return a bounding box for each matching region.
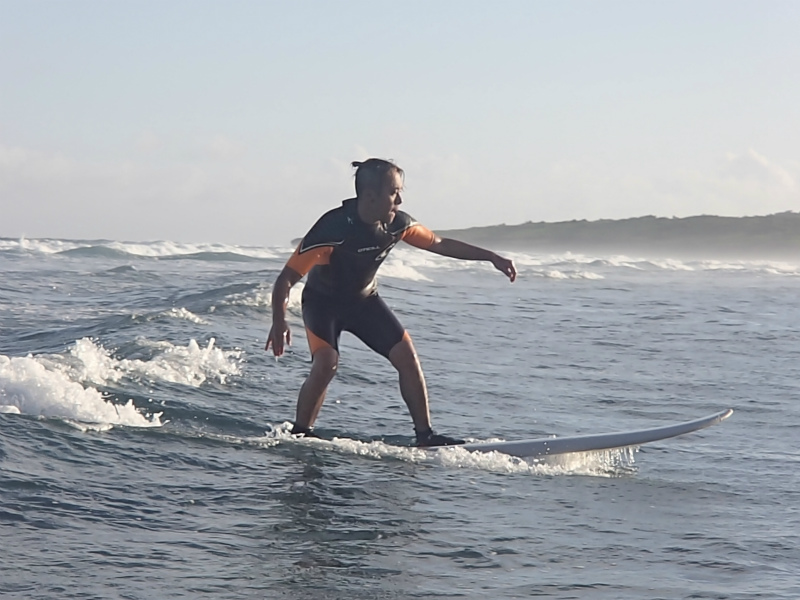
[352,158,404,197]
[352,158,404,225]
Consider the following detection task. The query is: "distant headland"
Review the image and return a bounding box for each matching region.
[438,212,800,260]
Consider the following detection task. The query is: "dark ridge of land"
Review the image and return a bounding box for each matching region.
[438,212,800,260]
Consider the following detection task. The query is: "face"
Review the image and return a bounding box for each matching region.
[370,169,404,225]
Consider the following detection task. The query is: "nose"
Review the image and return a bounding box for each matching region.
[395,194,402,206]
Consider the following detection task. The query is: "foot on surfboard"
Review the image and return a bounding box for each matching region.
[415,428,465,447]
[291,423,320,438]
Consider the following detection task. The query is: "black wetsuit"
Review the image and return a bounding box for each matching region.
[286,198,435,358]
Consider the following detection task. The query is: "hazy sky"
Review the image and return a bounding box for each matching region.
[1,1,798,245]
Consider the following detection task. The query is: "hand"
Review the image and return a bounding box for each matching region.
[492,254,517,282]
[266,320,291,356]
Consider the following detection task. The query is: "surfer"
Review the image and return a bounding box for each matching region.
[265,158,517,446]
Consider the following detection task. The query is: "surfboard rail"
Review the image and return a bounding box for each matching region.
[453,408,733,458]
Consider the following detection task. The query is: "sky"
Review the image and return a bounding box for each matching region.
[1,0,798,246]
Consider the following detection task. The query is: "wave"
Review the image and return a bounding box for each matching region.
[0,238,83,254]
[214,282,303,314]
[59,337,243,388]
[389,248,800,278]
[539,270,604,280]
[13,306,212,355]
[0,237,284,261]
[159,251,265,263]
[104,265,139,274]
[142,307,209,325]
[378,257,432,282]
[0,353,161,427]
[59,246,136,259]
[5,236,799,278]
[0,337,243,427]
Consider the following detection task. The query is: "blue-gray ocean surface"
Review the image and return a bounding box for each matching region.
[1,237,798,599]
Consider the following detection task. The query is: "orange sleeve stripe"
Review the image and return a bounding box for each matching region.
[401,224,437,249]
[285,244,333,277]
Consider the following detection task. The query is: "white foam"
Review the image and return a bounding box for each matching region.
[385,248,609,281]
[0,354,161,427]
[386,247,488,273]
[0,237,281,260]
[540,269,605,280]
[63,337,242,387]
[692,258,800,276]
[451,249,800,277]
[8,236,800,278]
[0,237,82,254]
[104,240,281,259]
[646,258,696,271]
[250,424,636,477]
[158,307,209,325]
[379,256,433,282]
[219,282,304,313]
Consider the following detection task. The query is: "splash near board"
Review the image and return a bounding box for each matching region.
[439,409,733,458]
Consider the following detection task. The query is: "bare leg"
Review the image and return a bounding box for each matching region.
[294,346,339,429]
[388,335,432,431]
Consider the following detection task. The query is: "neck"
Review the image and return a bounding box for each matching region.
[355,196,380,225]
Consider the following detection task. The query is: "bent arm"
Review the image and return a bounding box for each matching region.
[427,236,517,282]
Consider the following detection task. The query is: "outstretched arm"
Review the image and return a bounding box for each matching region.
[426,236,517,282]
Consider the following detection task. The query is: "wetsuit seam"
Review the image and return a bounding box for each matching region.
[299,240,344,253]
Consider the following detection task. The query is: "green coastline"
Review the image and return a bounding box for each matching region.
[439,212,800,260]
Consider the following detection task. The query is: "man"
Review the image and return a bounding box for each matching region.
[266,158,516,446]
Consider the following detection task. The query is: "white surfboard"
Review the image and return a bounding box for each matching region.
[449,409,733,458]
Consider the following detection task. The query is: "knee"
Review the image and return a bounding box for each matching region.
[311,348,339,379]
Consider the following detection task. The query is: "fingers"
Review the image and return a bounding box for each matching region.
[265,328,274,352]
[272,335,284,357]
[494,256,517,282]
[265,325,289,356]
[506,260,517,282]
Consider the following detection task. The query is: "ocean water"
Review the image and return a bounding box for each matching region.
[1,236,799,599]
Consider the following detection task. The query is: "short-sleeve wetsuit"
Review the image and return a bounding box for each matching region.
[285,198,437,358]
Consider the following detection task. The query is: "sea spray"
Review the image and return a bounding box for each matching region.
[61,337,243,387]
[0,354,161,426]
